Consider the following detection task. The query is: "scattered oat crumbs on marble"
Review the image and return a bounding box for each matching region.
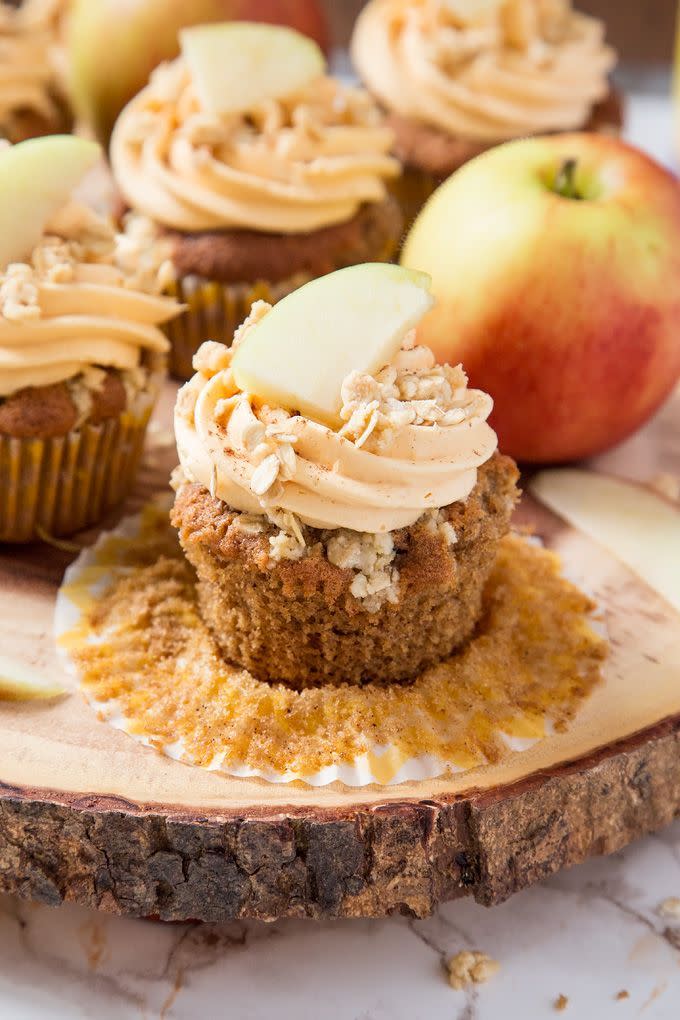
[446,951,500,990]
[554,994,569,1012]
[615,990,630,1002]
[657,897,680,919]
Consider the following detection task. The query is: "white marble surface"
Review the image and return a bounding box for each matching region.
[1,92,679,1019]
[0,820,679,1019]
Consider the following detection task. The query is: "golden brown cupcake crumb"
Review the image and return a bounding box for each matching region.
[171,454,519,688]
[164,197,403,285]
[447,951,500,990]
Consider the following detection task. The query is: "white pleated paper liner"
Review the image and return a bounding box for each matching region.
[54,498,607,788]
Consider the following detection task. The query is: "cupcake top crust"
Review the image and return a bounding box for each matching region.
[0,0,66,135]
[351,0,616,142]
[110,49,400,235]
[0,192,178,399]
[175,301,498,535]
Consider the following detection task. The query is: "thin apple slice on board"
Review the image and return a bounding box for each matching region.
[0,136,100,268]
[231,263,434,428]
[0,654,68,702]
[531,470,680,611]
[180,22,326,116]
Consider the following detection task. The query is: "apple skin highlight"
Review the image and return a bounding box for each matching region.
[402,133,680,463]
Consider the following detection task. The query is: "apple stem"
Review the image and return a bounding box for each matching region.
[554,158,581,200]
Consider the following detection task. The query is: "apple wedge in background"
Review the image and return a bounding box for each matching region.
[531,470,680,611]
[231,264,434,427]
[0,136,100,267]
[0,655,67,702]
[180,23,325,116]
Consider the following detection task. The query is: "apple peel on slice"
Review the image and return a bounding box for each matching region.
[231,263,434,428]
[180,22,326,117]
[0,654,68,702]
[0,135,100,268]
[531,469,680,612]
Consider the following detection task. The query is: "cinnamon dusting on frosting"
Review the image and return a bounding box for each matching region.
[352,0,616,142]
[110,58,400,234]
[0,201,180,398]
[174,301,498,534]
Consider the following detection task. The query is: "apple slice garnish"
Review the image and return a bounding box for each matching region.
[0,136,101,268]
[531,469,680,611]
[0,654,68,702]
[231,263,434,427]
[180,22,326,117]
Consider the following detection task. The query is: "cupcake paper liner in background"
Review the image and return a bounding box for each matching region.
[163,272,313,381]
[0,376,162,544]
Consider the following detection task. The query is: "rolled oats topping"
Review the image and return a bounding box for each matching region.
[0,201,180,398]
[176,301,498,537]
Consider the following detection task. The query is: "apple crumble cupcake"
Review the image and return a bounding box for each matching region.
[351,0,621,226]
[0,145,181,543]
[172,269,519,689]
[0,0,71,143]
[110,23,403,380]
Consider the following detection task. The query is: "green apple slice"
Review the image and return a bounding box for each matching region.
[231,263,434,427]
[180,22,326,116]
[531,470,680,611]
[0,136,101,267]
[0,654,68,702]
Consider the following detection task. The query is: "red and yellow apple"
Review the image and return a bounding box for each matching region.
[401,133,680,463]
[67,0,329,145]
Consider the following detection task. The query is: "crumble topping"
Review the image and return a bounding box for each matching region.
[0,204,175,323]
[339,335,472,452]
[447,951,501,990]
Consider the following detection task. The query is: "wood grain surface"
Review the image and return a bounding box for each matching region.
[0,386,678,922]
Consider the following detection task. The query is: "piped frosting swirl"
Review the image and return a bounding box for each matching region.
[0,203,178,398]
[175,302,498,534]
[351,0,616,142]
[110,57,400,235]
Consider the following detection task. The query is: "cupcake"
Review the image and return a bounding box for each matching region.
[351,0,621,227]
[0,137,181,543]
[110,22,403,381]
[171,264,519,689]
[0,0,71,143]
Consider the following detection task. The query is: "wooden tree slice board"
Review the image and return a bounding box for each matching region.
[0,383,679,922]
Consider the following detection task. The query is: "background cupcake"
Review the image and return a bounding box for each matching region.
[171,265,519,689]
[0,136,181,543]
[351,0,621,226]
[110,22,403,380]
[0,0,71,143]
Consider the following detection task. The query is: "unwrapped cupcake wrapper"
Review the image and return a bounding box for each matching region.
[164,272,312,381]
[0,388,158,544]
[388,165,444,232]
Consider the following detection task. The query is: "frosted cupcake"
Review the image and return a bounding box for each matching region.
[351,0,620,226]
[110,22,403,380]
[0,0,71,143]
[172,264,519,689]
[0,136,181,543]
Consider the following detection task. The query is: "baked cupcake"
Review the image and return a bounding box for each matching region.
[0,0,71,143]
[110,22,403,381]
[351,0,621,227]
[171,264,519,689]
[0,136,181,543]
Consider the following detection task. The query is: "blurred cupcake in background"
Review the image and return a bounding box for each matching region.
[110,22,403,380]
[0,0,72,142]
[352,0,621,226]
[0,136,181,543]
